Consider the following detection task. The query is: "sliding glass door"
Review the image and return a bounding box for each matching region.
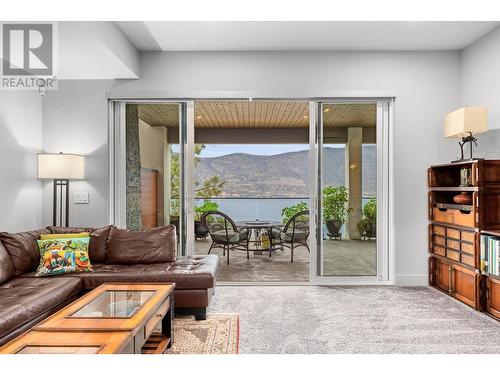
[309,100,391,284]
[110,100,195,256]
[111,97,391,284]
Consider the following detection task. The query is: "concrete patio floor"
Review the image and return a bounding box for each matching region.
[194,238,376,282]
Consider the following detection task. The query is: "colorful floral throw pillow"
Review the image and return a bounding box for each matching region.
[35,236,93,276]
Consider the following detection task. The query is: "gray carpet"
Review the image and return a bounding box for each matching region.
[207,285,500,354]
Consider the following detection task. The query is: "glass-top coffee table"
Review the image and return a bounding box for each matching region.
[0,330,133,354]
[0,283,175,354]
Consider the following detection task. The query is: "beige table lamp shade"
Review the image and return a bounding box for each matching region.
[444,107,488,138]
[37,153,85,179]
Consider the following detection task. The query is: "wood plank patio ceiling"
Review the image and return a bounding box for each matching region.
[138,102,376,128]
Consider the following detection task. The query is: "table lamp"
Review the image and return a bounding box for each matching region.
[37,152,85,227]
[444,106,488,162]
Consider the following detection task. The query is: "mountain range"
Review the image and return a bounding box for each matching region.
[195,146,376,198]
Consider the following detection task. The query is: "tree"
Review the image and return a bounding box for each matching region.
[170,144,225,199]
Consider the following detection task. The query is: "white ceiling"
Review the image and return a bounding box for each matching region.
[117,21,500,52]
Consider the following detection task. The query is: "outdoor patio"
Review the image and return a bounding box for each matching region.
[194,238,376,282]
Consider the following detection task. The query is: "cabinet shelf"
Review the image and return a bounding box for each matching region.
[429,187,479,192]
[481,229,500,237]
[482,272,500,281]
[434,203,473,211]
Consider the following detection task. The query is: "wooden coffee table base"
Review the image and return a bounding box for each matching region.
[0,283,175,354]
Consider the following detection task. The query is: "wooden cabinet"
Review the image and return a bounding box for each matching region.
[484,275,500,320]
[429,256,480,309]
[428,159,500,319]
[453,263,479,308]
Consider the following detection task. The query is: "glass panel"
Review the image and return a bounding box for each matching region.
[193,100,311,282]
[71,290,154,318]
[17,346,100,354]
[125,103,182,253]
[320,103,377,276]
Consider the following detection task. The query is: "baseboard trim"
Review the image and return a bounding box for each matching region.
[395,274,428,286]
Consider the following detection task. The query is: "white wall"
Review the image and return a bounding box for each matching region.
[41,80,113,228]
[460,26,500,158]
[58,22,139,79]
[0,91,43,232]
[47,51,462,285]
[117,51,462,285]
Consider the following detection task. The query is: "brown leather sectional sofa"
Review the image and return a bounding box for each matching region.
[0,225,219,346]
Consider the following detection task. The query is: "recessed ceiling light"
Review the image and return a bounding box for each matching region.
[303,115,308,119]
[324,108,330,112]
[196,115,202,119]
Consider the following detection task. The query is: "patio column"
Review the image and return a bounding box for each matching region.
[345,127,362,240]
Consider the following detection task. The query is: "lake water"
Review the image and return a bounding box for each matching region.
[194,197,373,222]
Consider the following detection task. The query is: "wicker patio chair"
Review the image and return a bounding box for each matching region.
[200,210,251,265]
[267,210,310,262]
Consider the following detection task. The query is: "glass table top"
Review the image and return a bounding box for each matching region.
[17,346,101,354]
[71,290,155,318]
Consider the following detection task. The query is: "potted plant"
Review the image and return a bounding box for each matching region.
[322,186,350,240]
[357,198,376,239]
[194,200,219,239]
[281,201,308,223]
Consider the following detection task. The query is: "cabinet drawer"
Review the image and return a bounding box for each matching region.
[447,239,460,251]
[434,236,446,247]
[144,297,170,340]
[461,231,476,243]
[429,225,479,268]
[433,245,446,257]
[461,252,476,268]
[434,225,446,236]
[447,249,460,262]
[432,207,475,228]
[446,228,461,239]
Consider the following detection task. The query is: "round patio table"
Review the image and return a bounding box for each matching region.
[235,219,283,251]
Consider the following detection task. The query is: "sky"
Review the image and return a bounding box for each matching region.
[171,143,344,157]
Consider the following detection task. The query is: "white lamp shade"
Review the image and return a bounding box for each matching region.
[444,107,488,138]
[37,153,85,179]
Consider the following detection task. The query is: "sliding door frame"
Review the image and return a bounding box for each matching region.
[108,93,394,285]
[309,98,394,285]
[108,99,195,257]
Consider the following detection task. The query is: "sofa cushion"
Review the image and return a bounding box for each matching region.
[21,255,219,290]
[35,237,93,276]
[0,276,81,340]
[0,242,15,284]
[0,229,49,275]
[47,225,113,263]
[107,225,176,265]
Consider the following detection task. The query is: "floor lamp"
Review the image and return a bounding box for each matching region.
[37,153,85,227]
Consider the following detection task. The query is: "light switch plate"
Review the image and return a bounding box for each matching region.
[74,192,89,204]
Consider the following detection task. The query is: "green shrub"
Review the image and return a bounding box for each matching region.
[322,185,350,224]
[194,200,219,220]
[281,201,308,223]
[362,198,377,223]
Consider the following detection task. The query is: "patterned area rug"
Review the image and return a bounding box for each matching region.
[165,314,239,354]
